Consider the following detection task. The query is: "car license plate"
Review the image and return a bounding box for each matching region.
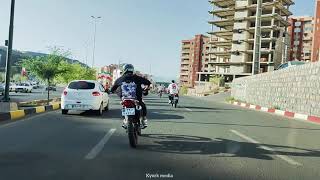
[174,96,179,100]
[122,108,135,116]
[72,104,83,109]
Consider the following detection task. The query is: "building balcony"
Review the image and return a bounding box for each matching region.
[209,8,235,19]
[242,14,290,27]
[181,50,191,53]
[208,19,234,30]
[180,66,189,70]
[180,78,189,83]
[239,49,275,54]
[197,71,252,76]
[244,37,277,43]
[180,72,189,76]
[278,0,294,6]
[182,42,191,47]
[208,51,231,57]
[208,30,233,40]
[244,61,274,65]
[209,40,232,47]
[248,25,281,33]
[303,38,313,41]
[209,0,235,8]
[181,60,189,65]
[236,2,292,16]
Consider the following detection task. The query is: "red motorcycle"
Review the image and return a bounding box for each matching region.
[121,98,143,148]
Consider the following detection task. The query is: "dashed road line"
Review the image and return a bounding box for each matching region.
[85,128,116,160]
[230,129,302,166]
[184,108,193,112]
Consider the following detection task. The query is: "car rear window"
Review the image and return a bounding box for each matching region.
[291,61,305,65]
[68,81,95,89]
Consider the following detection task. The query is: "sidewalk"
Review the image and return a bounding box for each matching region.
[188,91,231,103]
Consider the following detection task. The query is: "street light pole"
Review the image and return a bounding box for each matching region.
[3,0,15,102]
[91,16,101,68]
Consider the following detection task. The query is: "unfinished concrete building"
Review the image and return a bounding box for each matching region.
[202,0,294,82]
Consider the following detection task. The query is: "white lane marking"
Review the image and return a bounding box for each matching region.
[85,128,116,160]
[230,129,302,166]
[184,108,192,112]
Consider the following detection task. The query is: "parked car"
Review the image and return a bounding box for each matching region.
[45,86,57,91]
[0,84,4,95]
[1,82,16,92]
[15,83,33,93]
[30,81,39,89]
[61,80,110,115]
[9,82,16,92]
[276,61,305,70]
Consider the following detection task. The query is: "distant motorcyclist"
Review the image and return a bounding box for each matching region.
[110,64,151,128]
[157,84,165,97]
[168,80,179,103]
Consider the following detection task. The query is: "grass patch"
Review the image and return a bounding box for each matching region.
[225,96,235,102]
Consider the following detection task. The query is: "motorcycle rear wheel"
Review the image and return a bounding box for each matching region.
[128,121,138,148]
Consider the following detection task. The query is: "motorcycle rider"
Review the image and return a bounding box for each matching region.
[110,64,151,129]
[168,80,179,104]
[157,84,165,97]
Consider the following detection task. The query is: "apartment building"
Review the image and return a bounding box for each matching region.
[207,0,293,82]
[312,0,320,62]
[179,35,210,87]
[288,17,314,61]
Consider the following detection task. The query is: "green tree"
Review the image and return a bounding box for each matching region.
[180,85,189,95]
[0,72,5,82]
[22,48,68,104]
[56,62,96,84]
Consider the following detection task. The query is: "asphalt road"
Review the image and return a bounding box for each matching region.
[0,87,63,102]
[0,94,319,180]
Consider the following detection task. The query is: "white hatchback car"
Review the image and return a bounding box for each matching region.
[61,80,110,115]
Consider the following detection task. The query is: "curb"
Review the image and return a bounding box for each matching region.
[193,90,231,97]
[0,102,61,122]
[230,101,320,125]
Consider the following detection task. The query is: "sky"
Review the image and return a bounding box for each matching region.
[0,0,316,80]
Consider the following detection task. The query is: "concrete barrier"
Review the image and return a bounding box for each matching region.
[0,103,61,122]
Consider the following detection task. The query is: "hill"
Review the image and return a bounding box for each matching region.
[0,46,87,70]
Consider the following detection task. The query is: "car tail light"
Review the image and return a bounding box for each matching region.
[92,91,101,96]
[63,91,68,96]
[122,100,135,108]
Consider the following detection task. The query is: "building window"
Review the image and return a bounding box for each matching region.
[295,22,301,26]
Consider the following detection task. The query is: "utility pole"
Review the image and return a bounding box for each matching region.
[84,40,89,66]
[91,16,101,68]
[252,0,262,75]
[3,0,15,102]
